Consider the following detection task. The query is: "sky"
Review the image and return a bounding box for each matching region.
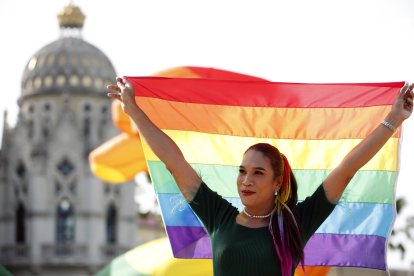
[0,0,413,270]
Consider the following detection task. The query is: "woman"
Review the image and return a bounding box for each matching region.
[107,78,413,276]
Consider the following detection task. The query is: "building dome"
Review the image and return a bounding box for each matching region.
[21,3,116,100]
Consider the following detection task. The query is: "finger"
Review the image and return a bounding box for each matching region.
[408,85,414,97]
[403,86,414,109]
[107,84,121,92]
[107,92,121,100]
[107,92,120,98]
[403,83,414,99]
[405,93,413,102]
[398,82,411,101]
[399,82,410,95]
[116,79,126,88]
[116,77,126,86]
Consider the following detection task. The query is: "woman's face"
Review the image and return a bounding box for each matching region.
[237,149,281,211]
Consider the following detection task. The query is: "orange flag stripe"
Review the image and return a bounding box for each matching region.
[137,97,400,140]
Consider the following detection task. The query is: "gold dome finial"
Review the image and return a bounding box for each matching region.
[57,2,85,28]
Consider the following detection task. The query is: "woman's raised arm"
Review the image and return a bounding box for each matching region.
[107,77,200,202]
[323,83,414,203]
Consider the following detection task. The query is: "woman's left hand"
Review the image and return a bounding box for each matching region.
[388,82,414,126]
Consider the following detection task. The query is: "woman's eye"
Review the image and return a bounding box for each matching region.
[254,171,263,175]
[239,169,246,174]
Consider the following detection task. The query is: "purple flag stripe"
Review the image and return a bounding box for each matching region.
[166,226,212,258]
[166,226,386,270]
[304,233,386,270]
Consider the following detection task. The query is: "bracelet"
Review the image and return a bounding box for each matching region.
[381,120,396,132]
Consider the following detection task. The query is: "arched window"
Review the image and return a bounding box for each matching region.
[106,203,117,244]
[56,198,75,243]
[84,103,91,112]
[44,103,51,112]
[15,202,26,243]
[42,117,51,139]
[57,158,74,177]
[27,120,34,139]
[83,117,91,138]
[16,162,26,179]
[83,104,91,137]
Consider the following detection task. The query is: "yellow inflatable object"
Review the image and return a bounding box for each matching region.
[97,237,213,276]
[111,99,137,135]
[89,133,146,183]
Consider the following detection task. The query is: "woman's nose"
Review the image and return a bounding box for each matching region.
[242,174,252,185]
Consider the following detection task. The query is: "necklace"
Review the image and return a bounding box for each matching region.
[243,208,273,219]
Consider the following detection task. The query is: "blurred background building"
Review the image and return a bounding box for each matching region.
[0,3,140,275]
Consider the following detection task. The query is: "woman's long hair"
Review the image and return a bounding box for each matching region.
[245,143,303,276]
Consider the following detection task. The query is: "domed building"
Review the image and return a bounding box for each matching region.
[0,4,136,275]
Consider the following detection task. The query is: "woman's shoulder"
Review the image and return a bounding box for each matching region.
[297,183,336,211]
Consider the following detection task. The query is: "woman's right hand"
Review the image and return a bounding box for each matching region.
[107,76,201,201]
[107,77,138,115]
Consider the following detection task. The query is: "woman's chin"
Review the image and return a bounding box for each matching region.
[240,197,254,207]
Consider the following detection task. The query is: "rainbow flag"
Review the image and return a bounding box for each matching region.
[126,76,404,270]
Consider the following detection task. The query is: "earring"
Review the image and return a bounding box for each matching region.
[275,190,278,196]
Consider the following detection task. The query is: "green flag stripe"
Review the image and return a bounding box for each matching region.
[148,161,395,203]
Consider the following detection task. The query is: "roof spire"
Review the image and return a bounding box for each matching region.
[57,2,85,29]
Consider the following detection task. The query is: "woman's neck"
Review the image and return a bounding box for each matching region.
[237,214,269,228]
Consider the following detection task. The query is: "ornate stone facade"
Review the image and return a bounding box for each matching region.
[0,4,136,275]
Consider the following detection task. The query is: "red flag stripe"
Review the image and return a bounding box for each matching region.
[126,77,404,108]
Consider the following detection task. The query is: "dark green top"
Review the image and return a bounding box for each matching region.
[190,182,335,276]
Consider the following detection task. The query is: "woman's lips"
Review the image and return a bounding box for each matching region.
[241,190,256,196]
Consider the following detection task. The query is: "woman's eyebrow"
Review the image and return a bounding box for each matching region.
[239,165,266,171]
